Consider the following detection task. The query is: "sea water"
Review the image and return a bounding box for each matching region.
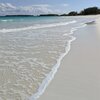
[0,16,96,100]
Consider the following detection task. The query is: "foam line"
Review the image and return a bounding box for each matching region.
[0,20,76,33]
[0,19,13,22]
[29,23,87,100]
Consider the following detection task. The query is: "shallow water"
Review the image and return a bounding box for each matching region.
[0,16,96,100]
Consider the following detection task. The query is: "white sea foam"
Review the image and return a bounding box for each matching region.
[0,20,76,33]
[1,19,13,22]
[63,23,87,36]
[29,23,87,100]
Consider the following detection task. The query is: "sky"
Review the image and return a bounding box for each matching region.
[0,0,100,15]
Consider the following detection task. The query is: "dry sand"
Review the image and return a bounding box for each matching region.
[38,17,100,100]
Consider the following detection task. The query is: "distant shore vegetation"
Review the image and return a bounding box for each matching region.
[44,7,100,16]
[1,7,100,17]
[41,7,100,16]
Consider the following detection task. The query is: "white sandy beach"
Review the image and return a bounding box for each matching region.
[38,17,100,100]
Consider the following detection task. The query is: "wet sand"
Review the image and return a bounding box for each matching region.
[38,17,100,100]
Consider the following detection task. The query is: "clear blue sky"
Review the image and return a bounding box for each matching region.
[0,0,100,14]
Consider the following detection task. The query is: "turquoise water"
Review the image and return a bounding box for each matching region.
[0,16,77,29]
[0,16,96,100]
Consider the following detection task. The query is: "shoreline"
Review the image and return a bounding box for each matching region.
[29,21,87,100]
[29,36,76,100]
[38,17,100,100]
[29,24,77,100]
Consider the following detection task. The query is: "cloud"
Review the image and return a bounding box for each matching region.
[20,4,53,15]
[62,4,69,7]
[0,3,57,15]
